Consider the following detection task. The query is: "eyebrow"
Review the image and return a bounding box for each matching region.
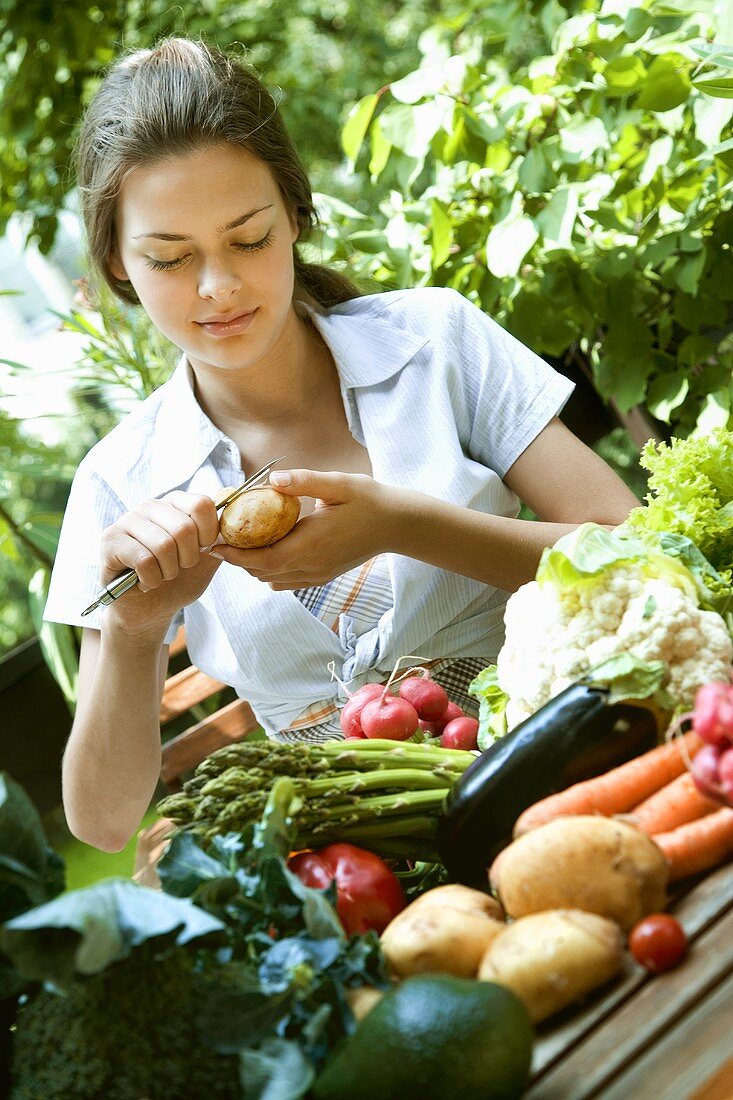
[132,203,275,241]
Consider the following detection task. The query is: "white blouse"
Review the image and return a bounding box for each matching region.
[44,286,574,738]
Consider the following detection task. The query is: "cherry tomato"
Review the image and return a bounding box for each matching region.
[628,914,688,973]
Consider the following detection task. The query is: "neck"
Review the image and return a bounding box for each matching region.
[189,306,337,438]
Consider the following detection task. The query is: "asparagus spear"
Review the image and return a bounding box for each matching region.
[157,738,476,862]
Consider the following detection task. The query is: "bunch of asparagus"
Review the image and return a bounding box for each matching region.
[157,739,475,862]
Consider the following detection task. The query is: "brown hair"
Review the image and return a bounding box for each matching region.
[74,37,363,309]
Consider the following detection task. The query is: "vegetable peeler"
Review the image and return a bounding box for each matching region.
[80,456,286,616]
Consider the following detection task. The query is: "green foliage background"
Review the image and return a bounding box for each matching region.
[1,0,733,670]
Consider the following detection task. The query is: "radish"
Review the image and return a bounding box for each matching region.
[361,694,419,741]
[339,682,385,739]
[691,682,733,748]
[718,746,733,804]
[690,742,725,801]
[418,719,442,737]
[398,675,449,721]
[436,701,465,730]
[440,716,479,751]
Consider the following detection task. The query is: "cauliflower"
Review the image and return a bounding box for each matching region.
[496,527,733,731]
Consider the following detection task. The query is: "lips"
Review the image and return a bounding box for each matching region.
[196,308,258,337]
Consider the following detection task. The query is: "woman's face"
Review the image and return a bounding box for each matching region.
[109,143,300,374]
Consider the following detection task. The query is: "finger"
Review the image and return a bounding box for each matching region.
[269,468,358,503]
[100,522,167,590]
[135,499,204,570]
[162,491,221,547]
[209,544,286,573]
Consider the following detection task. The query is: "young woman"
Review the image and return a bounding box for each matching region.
[45,37,639,851]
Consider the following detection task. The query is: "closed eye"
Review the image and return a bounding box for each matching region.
[144,231,275,271]
[234,231,274,253]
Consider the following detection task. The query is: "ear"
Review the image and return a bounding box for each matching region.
[108,246,129,282]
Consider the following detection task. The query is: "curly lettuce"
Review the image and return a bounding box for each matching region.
[626,428,733,590]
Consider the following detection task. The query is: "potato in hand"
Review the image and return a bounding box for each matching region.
[219,487,300,548]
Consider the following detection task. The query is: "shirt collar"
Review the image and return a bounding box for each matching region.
[149,358,227,496]
[149,294,430,495]
[302,295,429,388]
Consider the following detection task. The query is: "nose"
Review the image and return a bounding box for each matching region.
[197,257,242,301]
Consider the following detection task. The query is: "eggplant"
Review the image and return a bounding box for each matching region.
[436,683,659,888]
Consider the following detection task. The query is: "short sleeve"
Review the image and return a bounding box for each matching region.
[43,456,182,645]
[452,293,575,478]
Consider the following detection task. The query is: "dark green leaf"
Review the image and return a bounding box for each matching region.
[0,879,226,982]
[0,773,65,925]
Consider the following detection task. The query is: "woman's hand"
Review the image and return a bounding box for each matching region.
[99,491,222,638]
[210,470,403,589]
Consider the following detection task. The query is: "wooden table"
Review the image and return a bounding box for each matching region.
[527,861,733,1099]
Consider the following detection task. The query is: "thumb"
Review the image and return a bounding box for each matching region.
[269,468,352,503]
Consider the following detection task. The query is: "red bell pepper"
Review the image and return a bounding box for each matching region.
[288,842,406,936]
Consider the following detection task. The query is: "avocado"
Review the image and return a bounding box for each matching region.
[313,974,533,1100]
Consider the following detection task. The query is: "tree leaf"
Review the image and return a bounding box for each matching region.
[646,371,690,422]
[486,214,538,278]
[341,94,379,165]
[693,75,733,98]
[430,199,452,269]
[558,116,609,160]
[535,187,579,249]
[604,55,647,95]
[378,101,445,159]
[636,55,692,111]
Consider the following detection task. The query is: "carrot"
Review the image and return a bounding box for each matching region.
[653,807,733,882]
[631,771,721,835]
[513,730,702,836]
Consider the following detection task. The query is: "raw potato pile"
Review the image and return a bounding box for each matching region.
[219,487,300,548]
[377,816,672,1025]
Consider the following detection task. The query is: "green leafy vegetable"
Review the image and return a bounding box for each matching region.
[468,665,509,750]
[158,779,390,1087]
[0,878,226,984]
[627,428,733,590]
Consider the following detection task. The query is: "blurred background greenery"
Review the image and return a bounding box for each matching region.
[1,0,732,684]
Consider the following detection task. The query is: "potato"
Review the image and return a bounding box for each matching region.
[490,815,668,931]
[380,903,504,980]
[345,985,385,1022]
[219,487,300,548]
[407,884,504,922]
[478,909,624,1023]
